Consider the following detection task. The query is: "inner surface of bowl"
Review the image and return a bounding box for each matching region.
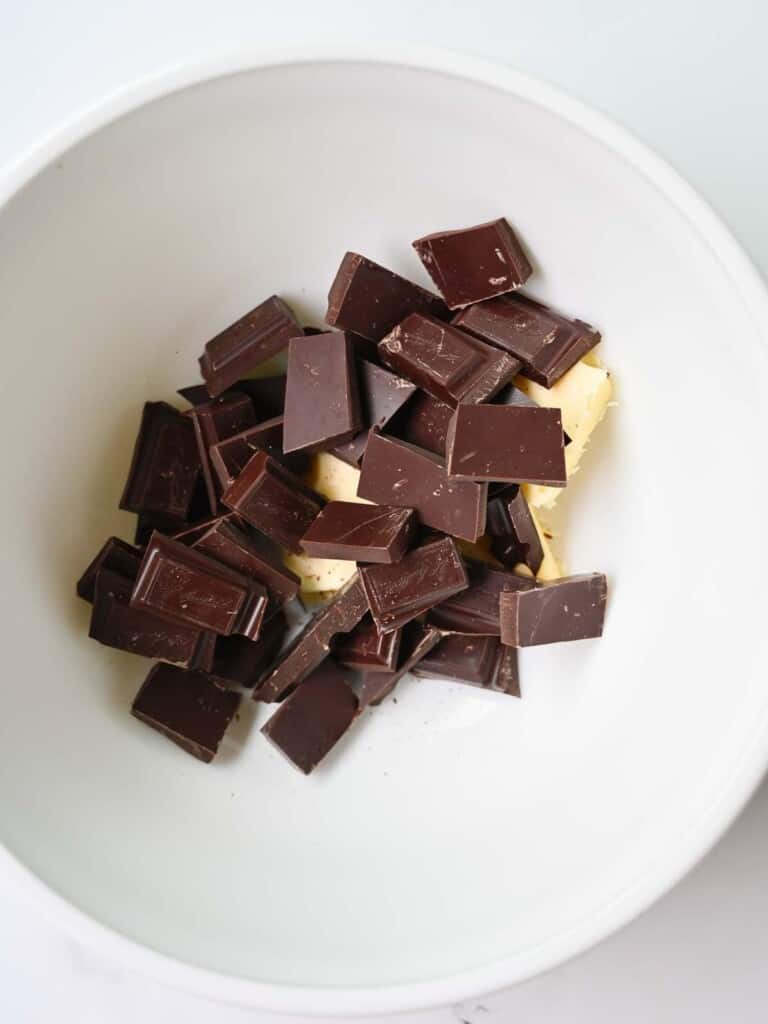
[0,60,766,995]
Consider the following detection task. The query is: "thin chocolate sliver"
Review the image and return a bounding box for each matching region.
[189,392,257,513]
[500,573,608,647]
[283,333,362,454]
[428,562,534,635]
[333,360,417,466]
[300,501,416,564]
[358,622,443,707]
[486,485,543,574]
[334,616,402,672]
[209,417,308,489]
[77,537,142,603]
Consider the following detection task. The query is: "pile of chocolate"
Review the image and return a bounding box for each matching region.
[77,218,607,773]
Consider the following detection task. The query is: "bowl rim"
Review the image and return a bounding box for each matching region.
[2,44,768,1017]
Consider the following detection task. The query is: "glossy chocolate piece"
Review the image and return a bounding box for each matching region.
[453,292,600,388]
[209,417,308,489]
[89,570,214,667]
[232,375,287,418]
[283,333,362,453]
[119,401,201,521]
[446,404,566,486]
[333,360,417,466]
[428,562,534,635]
[77,537,142,603]
[300,501,416,564]
[189,392,257,512]
[131,532,268,640]
[199,295,302,397]
[486,485,543,573]
[500,573,608,647]
[390,389,453,457]
[358,622,442,707]
[378,314,519,407]
[210,611,288,686]
[254,575,369,703]
[325,251,449,341]
[221,451,325,554]
[412,217,532,309]
[414,634,519,695]
[333,616,402,672]
[359,537,468,634]
[358,431,487,542]
[131,662,240,763]
[190,518,300,612]
[261,660,359,774]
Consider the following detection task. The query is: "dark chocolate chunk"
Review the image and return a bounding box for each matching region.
[446,404,566,486]
[221,451,325,554]
[210,611,288,686]
[189,392,257,513]
[76,537,142,603]
[333,360,417,466]
[254,575,369,702]
[358,431,487,542]
[89,570,214,667]
[333,616,402,672]
[300,501,416,564]
[261,660,359,774]
[131,532,268,640]
[389,389,454,457]
[232,375,286,419]
[209,417,308,489]
[283,333,362,453]
[453,292,600,388]
[131,662,240,763]
[500,573,607,647]
[325,251,449,341]
[428,562,534,635]
[359,537,468,634]
[378,314,519,406]
[119,401,201,521]
[412,218,532,309]
[414,633,519,695]
[486,485,543,574]
[199,296,302,397]
[358,622,442,707]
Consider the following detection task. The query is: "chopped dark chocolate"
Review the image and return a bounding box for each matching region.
[131,662,241,763]
[199,296,302,397]
[414,633,520,695]
[325,251,449,341]
[412,217,532,308]
[189,392,257,513]
[283,333,362,453]
[221,451,325,554]
[333,616,402,672]
[389,389,454,457]
[261,660,359,774]
[119,401,201,521]
[486,485,543,574]
[446,404,566,485]
[77,537,142,603]
[453,292,600,388]
[500,573,608,647]
[300,501,416,564]
[232,375,287,419]
[209,417,308,489]
[358,622,443,707]
[210,611,288,686]
[333,360,417,466]
[357,430,487,542]
[428,562,534,634]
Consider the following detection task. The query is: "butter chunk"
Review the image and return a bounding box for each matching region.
[517,357,612,510]
[283,551,358,594]
[305,452,373,505]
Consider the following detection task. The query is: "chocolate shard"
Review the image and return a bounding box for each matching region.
[231,376,286,419]
[131,662,241,763]
[414,633,520,695]
[254,575,369,703]
[300,501,416,564]
[358,622,442,707]
[389,389,454,457]
[221,450,325,554]
[325,251,449,341]
[333,360,417,466]
[378,314,519,406]
[261,660,359,774]
[446,404,566,486]
[500,573,608,647]
[453,292,600,388]
[131,532,268,640]
[333,615,402,672]
[189,392,257,513]
[486,485,543,574]
[76,537,142,603]
[189,518,300,612]
[89,570,214,667]
[210,611,289,686]
[209,417,308,489]
[283,333,362,453]
[357,430,487,542]
[119,401,201,521]
[359,536,468,634]
[412,217,533,309]
[428,562,535,635]
[199,296,302,397]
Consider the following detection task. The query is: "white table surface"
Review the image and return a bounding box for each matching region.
[2,2,767,1021]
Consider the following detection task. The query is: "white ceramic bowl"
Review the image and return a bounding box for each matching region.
[1,48,767,1017]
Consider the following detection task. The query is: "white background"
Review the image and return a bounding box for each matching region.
[2,2,767,1021]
